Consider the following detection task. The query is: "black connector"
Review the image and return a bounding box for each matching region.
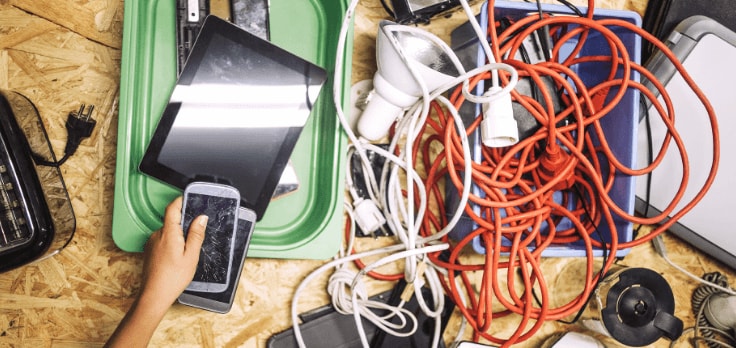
[389,0,461,24]
[62,104,96,160]
[33,104,96,167]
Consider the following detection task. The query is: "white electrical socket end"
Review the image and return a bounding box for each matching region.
[481,86,518,148]
[353,199,386,234]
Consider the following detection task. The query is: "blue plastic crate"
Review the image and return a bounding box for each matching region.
[447,1,641,257]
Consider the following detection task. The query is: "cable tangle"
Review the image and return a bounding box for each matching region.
[292,0,721,347]
[414,0,719,345]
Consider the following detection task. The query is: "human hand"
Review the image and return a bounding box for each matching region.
[105,197,207,348]
[139,196,208,310]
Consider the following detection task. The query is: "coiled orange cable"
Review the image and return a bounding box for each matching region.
[399,1,721,346]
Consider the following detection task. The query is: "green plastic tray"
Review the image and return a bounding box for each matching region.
[112,0,351,259]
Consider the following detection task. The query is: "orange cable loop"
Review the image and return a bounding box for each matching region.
[348,2,719,345]
[449,11,713,346]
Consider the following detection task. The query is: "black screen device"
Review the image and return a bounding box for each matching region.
[176,0,270,75]
[178,206,256,313]
[181,182,240,293]
[266,283,455,348]
[139,15,327,220]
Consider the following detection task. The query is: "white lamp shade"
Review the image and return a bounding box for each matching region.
[357,21,458,141]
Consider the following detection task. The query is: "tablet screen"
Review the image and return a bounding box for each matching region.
[139,15,326,219]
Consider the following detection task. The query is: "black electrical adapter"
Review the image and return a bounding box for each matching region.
[389,0,461,24]
[510,30,564,141]
[350,144,392,237]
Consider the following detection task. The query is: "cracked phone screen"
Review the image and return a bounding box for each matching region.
[182,218,253,304]
[183,193,237,284]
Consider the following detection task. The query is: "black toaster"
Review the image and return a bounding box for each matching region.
[0,90,75,273]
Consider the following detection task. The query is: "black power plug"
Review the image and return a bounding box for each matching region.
[62,104,96,161]
[33,104,96,167]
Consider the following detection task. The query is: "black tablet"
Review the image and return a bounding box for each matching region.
[139,15,327,219]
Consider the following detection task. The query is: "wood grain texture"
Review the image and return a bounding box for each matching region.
[11,0,122,49]
[1,0,734,347]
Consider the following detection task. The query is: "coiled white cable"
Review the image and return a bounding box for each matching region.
[349,244,450,346]
[290,0,521,346]
[291,239,450,347]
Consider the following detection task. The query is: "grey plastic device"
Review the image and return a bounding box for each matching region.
[636,15,736,269]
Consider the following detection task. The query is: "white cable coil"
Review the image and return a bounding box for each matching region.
[291,0,521,347]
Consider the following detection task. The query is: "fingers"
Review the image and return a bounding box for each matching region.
[162,196,183,229]
[184,215,208,260]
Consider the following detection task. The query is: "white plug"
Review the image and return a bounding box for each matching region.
[480,86,518,148]
[353,198,386,235]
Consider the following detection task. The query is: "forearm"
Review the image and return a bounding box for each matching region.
[106,197,205,347]
[105,293,172,348]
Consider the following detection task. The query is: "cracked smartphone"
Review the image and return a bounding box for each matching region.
[181,181,239,293]
[178,206,256,312]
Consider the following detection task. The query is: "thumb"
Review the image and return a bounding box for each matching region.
[184,215,208,259]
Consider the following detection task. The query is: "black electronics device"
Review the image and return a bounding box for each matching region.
[0,90,76,273]
[140,15,327,220]
[178,206,256,313]
[176,0,270,75]
[176,0,208,75]
[389,0,462,24]
[175,0,298,202]
[267,283,455,348]
[0,93,54,266]
[349,144,392,237]
[596,267,682,346]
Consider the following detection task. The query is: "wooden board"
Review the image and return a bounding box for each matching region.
[0,0,734,347]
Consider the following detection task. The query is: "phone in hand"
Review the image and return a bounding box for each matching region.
[181,181,240,293]
[178,206,257,313]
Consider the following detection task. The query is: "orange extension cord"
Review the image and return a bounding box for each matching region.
[347,0,720,346]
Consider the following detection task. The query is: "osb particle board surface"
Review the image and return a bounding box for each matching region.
[0,0,734,347]
[0,0,127,346]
